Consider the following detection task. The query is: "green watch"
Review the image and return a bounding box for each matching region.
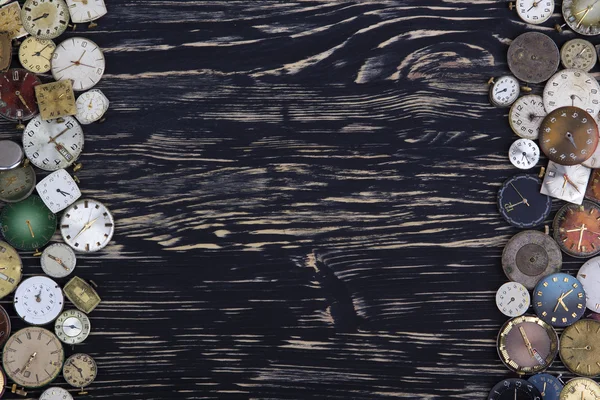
[0,195,56,251]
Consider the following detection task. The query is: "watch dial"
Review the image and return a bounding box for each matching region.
[496,282,531,317]
[516,0,554,24]
[553,201,600,258]
[509,139,540,169]
[509,95,547,140]
[60,199,114,253]
[0,195,57,251]
[75,89,109,125]
[0,32,12,72]
[541,162,591,204]
[52,37,105,91]
[498,174,551,228]
[35,80,77,120]
[41,243,76,278]
[561,39,597,72]
[63,276,101,313]
[527,373,563,400]
[0,68,41,121]
[533,273,586,327]
[13,276,64,325]
[0,164,36,203]
[63,353,97,388]
[18,37,56,73]
[508,32,559,84]
[21,0,70,39]
[559,377,600,400]
[560,319,600,377]
[0,305,12,347]
[54,309,90,344]
[0,2,28,39]
[40,387,74,400]
[585,169,600,202]
[488,378,543,400]
[36,168,82,213]
[577,257,600,312]
[65,0,106,23]
[563,0,600,36]
[0,241,22,299]
[543,69,600,117]
[491,76,520,107]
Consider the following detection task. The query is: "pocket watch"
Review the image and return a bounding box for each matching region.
[0,2,28,39]
[18,37,56,74]
[515,0,554,24]
[0,305,11,347]
[63,276,100,313]
[490,75,520,108]
[14,276,64,325]
[533,273,586,327]
[75,89,108,125]
[0,68,41,123]
[35,80,77,121]
[553,201,600,258]
[562,0,600,36]
[560,39,597,72]
[509,139,539,169]
[541,162,591,204]
[54,309,89,345]
[560,319,600,376]
[0,163,36,203]
[577,257,600,312]
[539,107,598,166]
[496,282,531,317]
[40,387,74,400]
[527,373,563,400]
[0,140,24,171]
[23,116,84,171]
[0,241,22,299]
[60,199,114,253]
[543,70,600,117]
[52,37,105,91]
[559,378,600,400]
[36,168,81,213]
[497,315,559,374]
[502,230,562,290]
[2,327,64,388]
[21,0,70,40]
[498,175,551,228]
[0,32,11,72]
[0,195,57,251]
[41,243,76,278]
[507,32,559,84]
[488,379,543,400]
[63,353,96,391]
[65,0,106,23]
[509,95,546,140]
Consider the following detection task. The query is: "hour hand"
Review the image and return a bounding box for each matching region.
[519,326,535,357]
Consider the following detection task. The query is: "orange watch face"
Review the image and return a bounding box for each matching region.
[553,201,600,258]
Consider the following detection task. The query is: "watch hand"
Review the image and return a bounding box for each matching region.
[563,289,574,299]
[566,132,578,149]
[74,50,87,65]
[578,224,586,251]
[527,2,538,11]
[495,88,507,94]
[25,220,34,238]
[567,226,587,233]
[32,13,49,22]
[562,346,592,350]
[558,297,569,312]
[514,387,517,400]
[577,7,593,28]
[519,326,535,357]
[542,382,546,396]
[48,127,70,144]
[55,63,76,74]
[576,47,589,58]
[75,62,96,68]
[15,91,31,113]
[47,254,69,270]
[33,44,50,57]
[72,217,100,240]
[56,188,72,197]
[506,297,515,305]
[509,183,529,206]
[21,352,37,373]
[564,174,581,193]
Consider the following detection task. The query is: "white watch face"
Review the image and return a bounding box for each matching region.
[41,243,77,278]
[509,95,546,140]
[516,0,554,24]
[40,387,74,400]
[583,135,600,168]
[21,0,69,40]
[509,139,540,170]
[65,0,106,23]
[577,257,600,312]
[14,276,64,325]
[561,39,597,72]
[54,309,90,344]
[36,168,81,213]
[543,69,600,118]
[60,199,115,252]
[540,161,591,204]
[496,282,531,317]
[23,116,84,171]
[52,37,105,91]
[490,75,520,107]
[75,89,108,125]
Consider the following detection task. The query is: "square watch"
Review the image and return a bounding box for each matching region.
[541,161,591,205]
[35,80,77,120]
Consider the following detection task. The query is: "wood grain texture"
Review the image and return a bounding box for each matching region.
[0,0,588,398]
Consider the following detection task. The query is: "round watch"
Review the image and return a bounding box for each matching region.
[61,199,114,253]
[490,75,520,108]
[54,309,90,345]
[0,140,24,171]
[14,276,64,325]
[52,37,105,91]
[488,379,543,400]
[533,273,586,327]
[502,230,562,290]
[0,305,11,347]
[559,378,600,400]
[0,195,57,251]
[577,257,600,313]
[527,373,563,400]
[543,70,600,117]
[0,241,22,299]
[40,387,74,400]
[560,319,600,376]
[41,243,76,278]
[516,0,554,24]
[0,68,41,122]
[560,39,597,72]
[583,139,600,168]
[18,37,56,74]
[497,315,559,374]
[509,139,539,169]
[0,164,36,203]
[562,0,600,36]
[63,353,97,390]
[584,168,600,202]
[2,327,64,388]
[507,32,559,84]
[75,89,109,125]
[21,0,70,40]
[553,201,600,258]
[509,95,546,140]
[497,175,551,229]
[496,281,531,317]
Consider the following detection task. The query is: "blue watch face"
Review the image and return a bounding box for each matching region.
[528,373,563,400]
[533,273,586,327]
[498,174,552,228]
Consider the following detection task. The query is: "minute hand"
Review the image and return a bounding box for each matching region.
[72,217,99,240]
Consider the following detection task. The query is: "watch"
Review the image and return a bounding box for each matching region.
[509,95,546,140]
[63,353,97,391]
[490,75,520,108]
[543,70,600,117]
[52,37,105,91]
[560,39,597,72]
[60,199,114,253]
[36,168,82,213]
[54,309,90,345]
[532,273,586,327]
[0,195,57,251]
[0,68,41,123]
[0,241,22,299]
[0,164,36,203]
[497,315,558,374]
[35,80,77,120]
[540,162,591,205]
[562,0,600,36]
[527,373,563,400]
[75,89,109,125]
[0,31,11,72]
[40,387,74,400]
[488,379,543,400]
[63,276,101,313]
[0,305,11,348]
[0,140,24,171]
[0,2,27,39]
[41,243,76,278]
[552,201,600,258]
[509,139,539,170]
[538,106,598,166]
[502,230,562,290]
[18,37,56,74]
[507,32,559,84]
[65,0,106,23]
[496,281,531,317]
[559,378,600,400]
[577,257,600,313]
[498,174,551,228]
[559,319,600,376]
[585,169,600,202]
[22,116,84,171]
[515,0,554,24]
[2,327,64,388]
[21,0,70,40]
[14,276,64,325]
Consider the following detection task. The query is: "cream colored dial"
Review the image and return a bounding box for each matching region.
[65,0,106,23]
[54,309,90,344]
[41,243,77,278]
[561,39,597,72]
[21,0,69,39]
[18,37,55,73]
[75,89,108,124]
[560,377,600,399]
[52,37,105,91]
[0,2,28,39]
[509,95,546,140]
[0,241,22,299]
[63,353,96,389]
[60,199,114,253]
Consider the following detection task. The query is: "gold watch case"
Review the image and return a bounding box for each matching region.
[0,32,11,72]
[63,276,101,314]
[35,80,77,120]
[560,319,600,377]
[0,241,22,299]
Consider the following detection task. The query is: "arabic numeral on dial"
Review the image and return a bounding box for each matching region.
[570,153,577,159]
[573,113,579,118]
[588,129,593,134]
[548,91,555,96]
[560,154,566,160]
[544,7,550,11]
[31,152,39,159]
[587,139,593,145]
[583,118,588,123]
[549,148,557,154]
[504,381,510,387]
[582,149,588,155]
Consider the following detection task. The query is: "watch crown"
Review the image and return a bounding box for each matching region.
[88,22,98,29]
[73,163,83,173]
[508,2,514,10]
[11,384,27,397]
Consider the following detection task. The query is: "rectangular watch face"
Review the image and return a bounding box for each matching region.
[63,276,101,314]
[0,32,10,72]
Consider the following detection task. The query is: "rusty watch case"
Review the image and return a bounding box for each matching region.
[0,32,11,73]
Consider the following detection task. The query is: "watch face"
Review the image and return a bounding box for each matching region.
[560,320,600,377]
[553,201,600,258]
[54,309,90,344]
[0,164,36,203]
[21,0,70,39]
[63,353,97,388]
[0,195,57,251]
[41,243,76,278]
[509,95,547,140]
[0,305,12,348]
[0,68,41,122]
[561,39,597,72]
[36,168,82,213]
[543,70,600,117]
[0,241,22,299]
[35,80,77,120]
[509,139,540,170]
[60,199,114,253]
[52,37,105,91]
[541,162,591,205]
[488,378,543,400]
[508,32,559,84]
[496,282,531,317]
[0,2,28,39]
[0,32,12,72]
[563,0,600,36]
[527,373,563,400]
[14,276,64,325]
[533,273,586,327]
[560,378,600,400]
[577,257,600,312]
[75,89,109,125]
[40,387,74,400]
[65,0,106,23]
[498,174,551,228]
[490,76,520,107]
[18,37,55,73]
[63,276,100,314]
[516,0,554,24]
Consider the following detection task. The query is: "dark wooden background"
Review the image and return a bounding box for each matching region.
[0,0,593,398]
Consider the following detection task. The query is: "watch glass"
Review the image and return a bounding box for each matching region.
[18,37,56,74]
[0,195,57,251]
[60,199,114,253]
[498,174,551,228]
[54,309,90,345]
[577,257,600,313]
[65,0,106,23]
[0,164,36,203]
[75,89,109,125]
[561,39,597,71]
[21,0,70,40]
[490,75,520,107]
[563,0,600,36]
[63,353,97,388]
[0,68,41,122]
[553,200,600,258]
[543,69,600,117]
[516,0,554,24]
[52,37,105,91]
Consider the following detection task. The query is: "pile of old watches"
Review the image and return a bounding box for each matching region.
[0,0,112,398]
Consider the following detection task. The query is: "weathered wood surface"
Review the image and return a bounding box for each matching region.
[0,0,588,398]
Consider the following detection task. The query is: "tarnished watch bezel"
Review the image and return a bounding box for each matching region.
[0,164,36,203]
[563,0,600,36]
[62,353,97,388]
[560,320,600,377]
